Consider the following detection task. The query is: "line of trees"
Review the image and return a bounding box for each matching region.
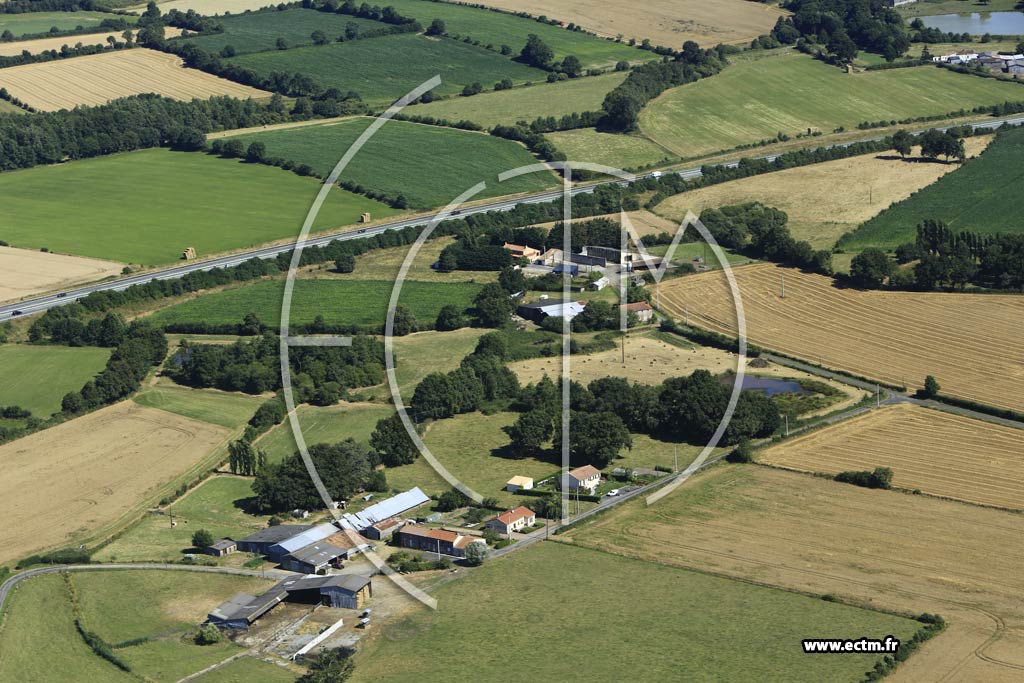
[700,203,832,274]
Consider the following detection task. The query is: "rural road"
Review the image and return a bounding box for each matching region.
[4,113,1024,321]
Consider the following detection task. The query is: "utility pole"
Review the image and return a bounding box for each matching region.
[876,384,880,408]
[621,332,625,365]
[785,414,789,437]
[780,272,785,299]
[685,303,689,326]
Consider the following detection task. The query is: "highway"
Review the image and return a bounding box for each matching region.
[3,112,1023,322]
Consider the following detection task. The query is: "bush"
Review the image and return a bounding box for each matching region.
[834,467,893,489]
[191,528,214,549]
[195,623,222,645]
[725,438,754,463]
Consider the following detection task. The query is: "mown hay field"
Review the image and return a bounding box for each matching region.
[172,8,386,55]
[0,344,111,417]
[639,53,1024,159]
[656,263,1024,413]
[655,138,992,249]
[475,0,788,47]
[0,28,182,57]
[363,0,650,68]
[0,245,123,303]
[232,117,557,209]
[350,541,919,683]
[0,48,269,111]
[762,404,1024,510]
[146,278,482,331]
[0,148,397,265]
[228,33,548,105]
[256,402,394,463]
[406,71,626,127]
[546,127,674,170]
[841,125,1024,251]
[564,465,1024,683]
[0,401,230,564]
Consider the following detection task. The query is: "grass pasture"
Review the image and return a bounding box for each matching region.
[0,149,396,265]
[173,8,389,55]
[256,402,394,463]
[360,0,649,68]
[761,404,1024,510]
[0,401,230,565]
[565,465,1024,683]
[227,33,548,105]
[406,71,627,127]
[841,125,1024,251]
[0,48,268,112]
[639,53,1024,159]
[546,127,674,169]
[93,475,271,562]
[473,0,788,48]
[192,657,297,683]
[0,11,113,37]
[655,137,992,249]
[0,99,25,115]
[350,541,919,683]
[655,263,1024,413]
[0,344,111,417]
[146,278,482,331]
[232,117,557,208]
[133,385,265,429]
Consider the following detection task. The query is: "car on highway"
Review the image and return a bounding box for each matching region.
[10,310,23,316]
[56,292,67,298]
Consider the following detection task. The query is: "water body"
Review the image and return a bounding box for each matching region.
[919,12,1024,35]
[727,376,809,396]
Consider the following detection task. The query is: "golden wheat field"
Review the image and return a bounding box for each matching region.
[0,28,183,57]
[0,401,229,564]
[655,263,1024,413]
[475,0,787,47]
[0,48,268,111]
[0,246,123,304]
[761,404,1024,510]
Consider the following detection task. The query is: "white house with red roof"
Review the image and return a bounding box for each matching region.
[485,506,536,536]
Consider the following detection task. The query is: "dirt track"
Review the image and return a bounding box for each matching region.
[761,404,1024,510]
[0,47,268,111]
[656,263,1024,414]
[0,246,123,304]
[0,402,229,564]
[564,465,1024,683]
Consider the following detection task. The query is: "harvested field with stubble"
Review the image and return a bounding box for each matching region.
[655,138,992,249]
[656,263,1024,413]
[0,401,230,564]
[762,404,1024,510]
[475,0,788,47]
[0,246,123,303]
[0,28,182,57]
[563,465,1024,683]
[0,48,268,111]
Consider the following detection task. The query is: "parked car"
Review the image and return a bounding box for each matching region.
[606,489,620,497]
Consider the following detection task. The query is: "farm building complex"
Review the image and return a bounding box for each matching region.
[208,574,373,630]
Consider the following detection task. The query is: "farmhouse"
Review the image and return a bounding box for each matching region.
[502,242,540,260]
[517,298,587,323]
[485,507,536,536]
[205,538,237,557]
[561,465,602,493]
[621,301,654,323]
[505,475,534,493]
[207,574,374,629]
[236,525,313,555]
[397,525,487,558]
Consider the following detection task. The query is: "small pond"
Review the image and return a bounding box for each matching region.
[919,12,1024,35]
[725,376,809,396]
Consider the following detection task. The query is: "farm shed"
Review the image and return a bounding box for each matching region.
[205,538,237,557]
[621,301,654,323]
[517,298,587,323]
[363,516,406,541]
[505,475,534,493]
[281,542,347,575]
[236,525,313,555]
[276,574,373,610]
[207,591,287,630]
[336,487,430,533]
[397,525,487,559]
[267,522,340,561]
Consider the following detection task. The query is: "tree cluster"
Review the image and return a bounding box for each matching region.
[781,0,910,63]
[700,203,832,274]
[29,308,127,347]
[834,466,893,490]
[253,439,378,512]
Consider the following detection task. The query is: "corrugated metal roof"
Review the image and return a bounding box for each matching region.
[269,522,339,555]
[237,525,312,545]
[338,487,430,531]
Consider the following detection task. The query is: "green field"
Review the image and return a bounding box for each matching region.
[0,11,113,36]
[174,8,388,55]
[0,99,26,115]
[899,0,1020,17]
[640,53,1024,158]
[133,385,265,429]
[350,542,920,683]
[257,402,395,463]
[233,117,557,208]
[147,278,482,330]
[0,149,397,265]
[228,33,548,105]
[93,475,271,562]
[546,127,675,170]
[0,570,273,683]
[406,71,626,127]
[0,344,111,417]
[368,0,649,69]
[840,125,1024,250]
[193,656,297,683]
